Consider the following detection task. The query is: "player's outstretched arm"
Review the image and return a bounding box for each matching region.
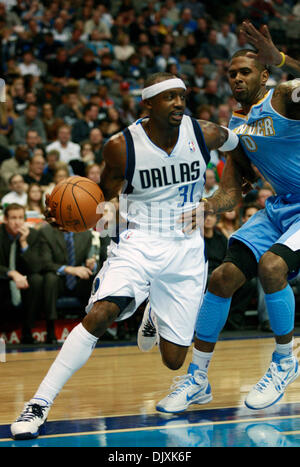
[241,20,300,77]
[205,151,244,216]
[241,21,300,120]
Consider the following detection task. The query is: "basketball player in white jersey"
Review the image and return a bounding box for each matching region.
[11,72,255,440]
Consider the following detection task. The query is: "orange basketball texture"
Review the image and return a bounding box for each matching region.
[48,176,104,232]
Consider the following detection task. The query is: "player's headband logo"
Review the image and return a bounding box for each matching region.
[142,78,186,100]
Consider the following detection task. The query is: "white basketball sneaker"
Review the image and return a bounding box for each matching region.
[245,352,299,410]
[156,363,212,413]
[11,401,50,440]
[137,302,158,352]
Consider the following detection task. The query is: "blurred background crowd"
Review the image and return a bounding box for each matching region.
[0,0,300,344]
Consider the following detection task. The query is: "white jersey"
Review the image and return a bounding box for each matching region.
[120,115,210,238]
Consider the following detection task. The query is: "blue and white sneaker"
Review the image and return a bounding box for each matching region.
[11,401,50,440]
[245,352,299,410]
[137,302,158,352]
[156,363,212,413]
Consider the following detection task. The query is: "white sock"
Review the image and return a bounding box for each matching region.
[192,347,213,373]
[275,339,294,357]
[31,323,98,406]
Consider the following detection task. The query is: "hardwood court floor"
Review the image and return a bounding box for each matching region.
[1,337,300,447]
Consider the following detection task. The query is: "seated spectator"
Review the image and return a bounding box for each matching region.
[176,8,198,36]
[25,183,46,229]
[1,145,30,185]
[1,174,28,208]
[10,77,27,115]
[25,129,45,157]
[113,33,135,61]
[46,124,81,166]
[155,43,179,72]
[85,163,101,186]
[203,168,219,198]
[71,48,98,83]
[98,52,120,82]
[195,79,223,110]
[55,90,84,127]
[71,103,102,144]
[0,94,17,145]
[18,50,42,82]
[180,33,199,62]
[87,29,114,58]
[43,149,60,181]
[23,154,53,191]
[99,106,123,139]
[0,203,43,343]
[64,27,86,62]
[41,102,64,143]
[52,17,70,43]
[84,7,111,40]
[199,28,229,64]
[46,48,72,84]
[39,224,98,343]
[88,127,105,166]
[80,142,95,165]
[38,32,62,65]
[12,103,47,146]
[26,183,45,215]
[217,23,238,57]
[216,206,241,239]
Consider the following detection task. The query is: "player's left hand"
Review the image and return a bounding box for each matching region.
[44,194,66,231]
[177,200,214,234]
[240,20,283,67]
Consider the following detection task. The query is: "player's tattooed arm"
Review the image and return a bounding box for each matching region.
[180,155,244,234]
[205,153,243,215]
[100,133,126,201]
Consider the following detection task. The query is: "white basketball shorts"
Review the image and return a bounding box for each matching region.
[86,229,208,346]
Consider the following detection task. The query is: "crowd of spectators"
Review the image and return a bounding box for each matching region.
[0,0,299,343]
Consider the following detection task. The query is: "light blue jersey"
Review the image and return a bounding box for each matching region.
[228,88,300,272]
[229,88,300,195]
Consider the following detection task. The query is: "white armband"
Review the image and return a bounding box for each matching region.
[0,79,6,103]
[218,127,239,151]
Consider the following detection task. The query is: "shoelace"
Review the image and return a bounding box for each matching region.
[142,320,156,337]
[255,362,288,393]
[16,404,46,422]
[168,374,195,398]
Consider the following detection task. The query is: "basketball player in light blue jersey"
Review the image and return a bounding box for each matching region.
[155,21,300,413]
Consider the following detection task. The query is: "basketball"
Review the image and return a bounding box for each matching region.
[48,176,105,232]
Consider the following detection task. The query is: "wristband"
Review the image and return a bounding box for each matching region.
[0,78,6,103]
[275,52,286,68]
[218,127,239,151]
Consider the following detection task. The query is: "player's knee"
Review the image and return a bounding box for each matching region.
[162,355,185,371]
[208,262,245,297]
[159,338,188,370]
[258,251,288,290]
[82,300,120,338]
